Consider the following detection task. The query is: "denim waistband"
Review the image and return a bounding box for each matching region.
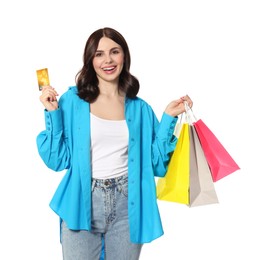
[92,174,128,190]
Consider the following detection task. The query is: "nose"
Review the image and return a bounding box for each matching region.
[105,53,113,63]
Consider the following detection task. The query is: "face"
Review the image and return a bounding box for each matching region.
[92,37,124,85]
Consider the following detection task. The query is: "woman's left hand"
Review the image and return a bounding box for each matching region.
[164,94,193,117]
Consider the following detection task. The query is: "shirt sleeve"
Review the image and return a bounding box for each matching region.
[152,112,178,177]
[36,108,71,171]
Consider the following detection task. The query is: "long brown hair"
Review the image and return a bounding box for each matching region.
[76,27,140,102]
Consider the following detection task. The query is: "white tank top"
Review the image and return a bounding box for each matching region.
[90,113,129,179]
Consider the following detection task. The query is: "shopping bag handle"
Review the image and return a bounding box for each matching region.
[184,101,198,124]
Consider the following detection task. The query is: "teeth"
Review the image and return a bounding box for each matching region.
[103,67,115,71]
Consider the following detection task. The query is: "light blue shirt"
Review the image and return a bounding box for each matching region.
[36,86,178,243]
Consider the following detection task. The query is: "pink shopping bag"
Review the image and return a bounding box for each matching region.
[193,119,240,182]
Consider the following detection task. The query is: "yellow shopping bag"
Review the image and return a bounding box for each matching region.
[157,123,190,204]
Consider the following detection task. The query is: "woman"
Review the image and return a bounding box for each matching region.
[37,27,193,260]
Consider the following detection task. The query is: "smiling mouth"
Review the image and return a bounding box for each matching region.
[102,66,116,71]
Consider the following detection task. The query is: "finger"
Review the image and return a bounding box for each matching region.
[41,85,52,92]
[45,89,58,101]
[181,94,193,108]
[40,92,56,103]
[42,86,59,95]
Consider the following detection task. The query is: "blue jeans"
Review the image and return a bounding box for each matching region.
[61,174,143,260]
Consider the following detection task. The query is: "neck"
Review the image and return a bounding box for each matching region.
[98,83,121,98]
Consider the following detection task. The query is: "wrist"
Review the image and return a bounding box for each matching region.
[164,108,178,117]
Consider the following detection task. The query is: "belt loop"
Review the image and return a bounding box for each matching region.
[117,183,122,193]
[91,179,96,191]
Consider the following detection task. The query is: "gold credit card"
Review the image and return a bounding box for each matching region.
[36,68,50,90]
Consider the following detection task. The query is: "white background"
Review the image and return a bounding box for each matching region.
[0,0,255,259]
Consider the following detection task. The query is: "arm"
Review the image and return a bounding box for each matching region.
[36,86,71,171]
[152,112,178,177]
[152,94,193,177]
[36,108,71,171]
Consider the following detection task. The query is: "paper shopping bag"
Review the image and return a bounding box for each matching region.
[193,119,240,182]
[189,125,219,207]
[157,123,190,205]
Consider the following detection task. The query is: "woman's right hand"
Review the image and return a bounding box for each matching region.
[39,86,59,111]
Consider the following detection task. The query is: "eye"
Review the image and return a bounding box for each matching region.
[112,49,120,54]
[95,52,103,57]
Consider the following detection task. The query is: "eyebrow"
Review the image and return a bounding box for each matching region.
[95,47,122,52]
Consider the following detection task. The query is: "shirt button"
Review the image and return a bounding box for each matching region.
[130,158,134,162]
[131,202,134,205]
[131,138,135,142]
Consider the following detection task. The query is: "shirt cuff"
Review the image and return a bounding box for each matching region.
[158,112,178,138]
[44,109,63,133]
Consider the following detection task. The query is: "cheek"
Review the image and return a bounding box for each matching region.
[117,55,125,66]
[92,59,97,70]
[92,58,102,70]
